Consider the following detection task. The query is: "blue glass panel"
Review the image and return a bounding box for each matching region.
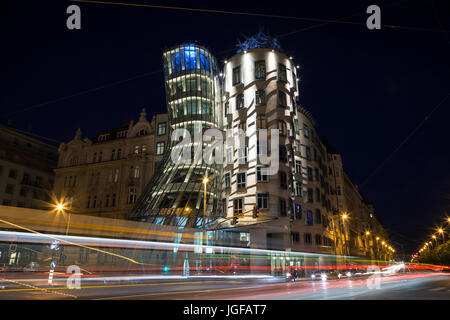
[172,52,182,73]
[201,102,211,115]
[200,53,210,71]
[183,44,197,70]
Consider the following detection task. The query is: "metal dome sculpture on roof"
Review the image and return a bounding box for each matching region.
[236,31,282,53]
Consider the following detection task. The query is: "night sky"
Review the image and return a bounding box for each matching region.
[2,0,449,255]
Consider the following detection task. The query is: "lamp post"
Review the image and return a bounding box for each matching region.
[56,203,70,236]
[202,177,209,247]
[437,228,444,243]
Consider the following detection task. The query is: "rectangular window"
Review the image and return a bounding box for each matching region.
[257,139,267,156]
[5,184,14,194]
[303,123,309,138]
[224,171,231,188]
[226,147,233,164]
[233,198,244,216]
[8,169,17,179]
[257,166,268,182]
[315,209,322,224]
[307,167,313,181]
[156,142,165,155]
[279,198,287,216]
[295,160,302,174]
[222,198,228,215]
[238,147,248,163]
[277,120,287,136]
[279,146,287,162]
[157,122,166,136]
[295,181,302,196]
[307,188,313,203]
[236,93,245,109]
[279,171,287,189]
[127,187,137,204]
[277,91,287,107]
[255,90,266,106]
[292,71,297,90]
[296,141,301,153]
[187,100,198,114]
[316,188,321,202]
[254,60,266,79]
[306,211,313,225]
[295,204,302,220]
[291,232,300,244]
[315,234,322,245]
[186,78,197,91]
[237,172,246,189]
[278,63,287,82]
[232,66,241,85]
[306,147,311,160]
[294,119,299,133]
[257,193,268,209]
[225,101,230,115]
[256,114,266,129]
[304,233,312,244]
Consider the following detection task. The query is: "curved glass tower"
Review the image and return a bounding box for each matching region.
[129,43,223,229]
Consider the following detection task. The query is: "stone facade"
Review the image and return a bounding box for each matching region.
[0,126,58,209]
[53,110,169,220]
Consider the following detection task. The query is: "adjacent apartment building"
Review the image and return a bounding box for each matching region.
[52,110,169,219]
[0,126,58,209]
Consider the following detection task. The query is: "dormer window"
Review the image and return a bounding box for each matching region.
[117,130,127,138]
[137,129,147,136]
[98,134,110,141]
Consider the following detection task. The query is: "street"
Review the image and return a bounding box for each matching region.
[0,272,448,300]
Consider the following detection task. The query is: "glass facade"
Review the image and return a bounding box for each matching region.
[129,43,223,229]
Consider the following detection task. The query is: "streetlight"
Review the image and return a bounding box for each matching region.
[55,202,70,236]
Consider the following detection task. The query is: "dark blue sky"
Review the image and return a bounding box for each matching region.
[2,0,449,254]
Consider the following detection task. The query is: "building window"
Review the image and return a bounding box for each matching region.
[225,101,230,115]
[278,63,287,82]
[232,65,241,85]
[279,146,287,162]
[257,139,267,156]
[20,188,27,197]
[92,195,97,208]
[157,122,166,136]
[279,171,287,189]
[8,169,17,179]
[111,193,116,207]
[279,198,287,216]
[131,166,140,179]
[257,166,268,182]
[307,188,313,203]
[337,185,342,195]
[303,123,309,138]
[224,172,231,188]
[255,90,266,106]
[295,204,302,219]
[277,91,287,107]
[233,198,243,216]
[156,142,165,155]
[306,147,311,160]
[187,100,198,114]
[237,172,246,189]
[222,198,228,215]
[277,120,287,136]
[304,233,312,244]
[306,210,313,225]
[128,187,137,204]
[315,209,322,224]
[315,234,323,245]
[257,193,268,209]
[254,60,266,79]
[256,114,266,129]
[111,149,116,160]
[87,196,91,208]
[5,184,14,194]
[236,93,245,109]
[295,181,302,196]
[291,232,300,244]
[315,188,321,202]
[292,71,297,90]
[238,147,248,163]
[117,149,122,159]
[226,147,233,164]
[105,194,110,207]
[295,160,302,174]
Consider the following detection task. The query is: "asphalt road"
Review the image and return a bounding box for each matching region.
[0,272,448,300]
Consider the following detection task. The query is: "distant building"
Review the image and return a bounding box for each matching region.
[0,126,58,209]
[326,143,389,260]
[53,109,169,219]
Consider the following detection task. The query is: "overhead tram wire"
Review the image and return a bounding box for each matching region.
[359,92,450,189]
[1,70,162,119]
[71,0,450,34]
